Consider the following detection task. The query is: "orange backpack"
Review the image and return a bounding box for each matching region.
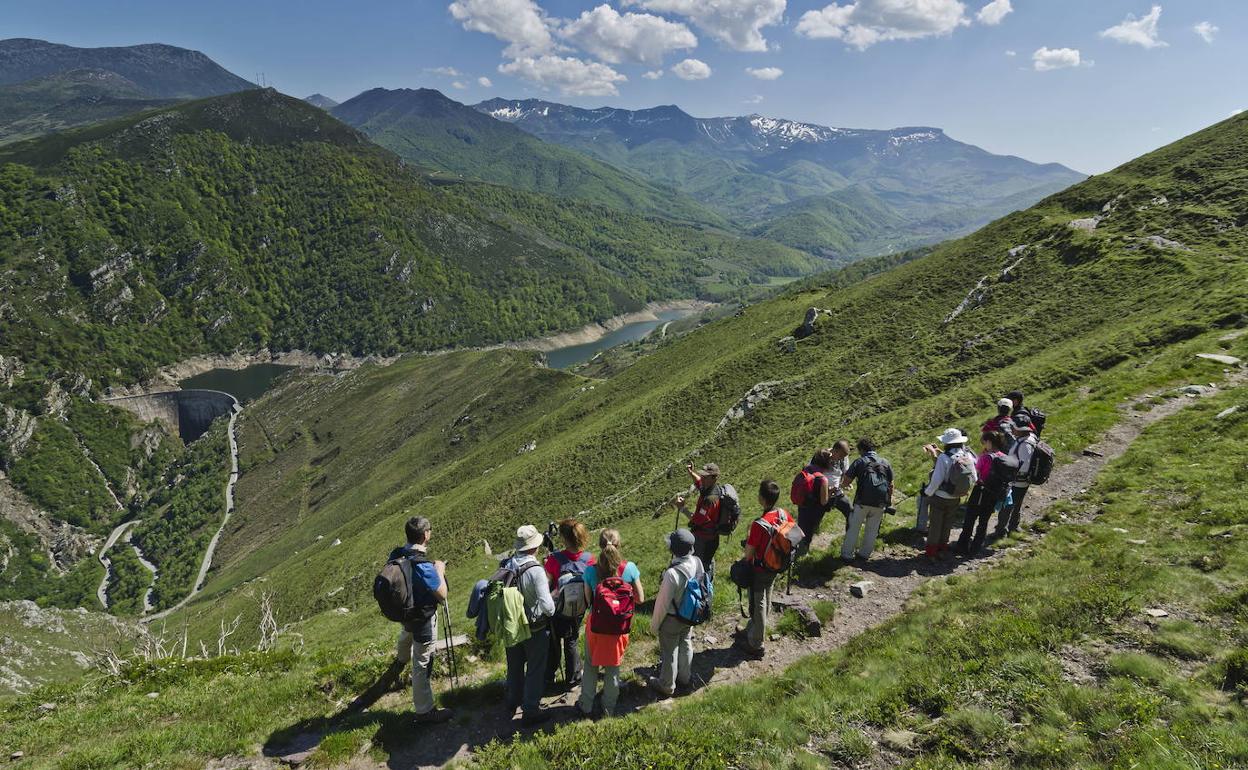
[756,509,804,573]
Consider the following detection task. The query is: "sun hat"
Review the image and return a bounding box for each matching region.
[666,528,695,555]
[513,524,544,552]
[937,428,968,445]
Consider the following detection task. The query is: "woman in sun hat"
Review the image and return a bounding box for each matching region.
[921,428,977,560]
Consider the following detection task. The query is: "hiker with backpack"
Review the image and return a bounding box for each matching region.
[955,431,1016,555]
[674,462,740,576]
[501,524,556,726]
[995,414,1053,537]
[838,438,895,561]
[1007,390,1047,436]
[648,528,708,698]
[736,480,801,659]
[577,529,643,718]
[543,519,593,689]
[793,443,852,556]
[379,516,452,724]
[982,398,1016,446]
[921,429,977,560]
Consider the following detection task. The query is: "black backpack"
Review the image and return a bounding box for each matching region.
[715,484,742,535]
[374,553,439,624]
[1027,441,1055,485]
[1025,408,1048,436]
[855,455,892,507]
[985,452,1020,501]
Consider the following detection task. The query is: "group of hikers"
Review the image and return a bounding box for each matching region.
[374,390,1053,726]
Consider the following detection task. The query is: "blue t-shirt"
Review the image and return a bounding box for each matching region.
[584,561,640,593]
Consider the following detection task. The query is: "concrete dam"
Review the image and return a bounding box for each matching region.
[105,389,239,442]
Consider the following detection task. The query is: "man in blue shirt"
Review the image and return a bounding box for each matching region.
[391,516,451,724]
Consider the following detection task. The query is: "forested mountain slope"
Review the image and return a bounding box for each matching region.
[478,98,1085,258]
[334,88,721,226]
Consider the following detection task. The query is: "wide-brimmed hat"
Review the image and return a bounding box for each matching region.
[937,428,968,445]
[700,462,720,477]
[513,524,543,552]
[667,528,695,555]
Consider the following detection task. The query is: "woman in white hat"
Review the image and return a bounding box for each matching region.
[921,429,977,560]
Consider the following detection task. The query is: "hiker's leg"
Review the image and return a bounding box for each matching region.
[970,500,993,552]
[545,617,564,684]
[832,493,853,521]
[523,627,550,715]
[694,536,720,577]
[842,505,865,559]
[859,506,885,558]
[411,627,436,715]
[938,501,956,547]
[926,500,947,554]
[655,619,680,695]
[577,649,598,714]
[675,626,694,687]
[796,507,821,554]
[601,665,620,714]
[745,579,765,650]
[564,621,582,684]
[504,642,525,710]
[395,626,414,664]
[955,500,977,551]
[1008,486,1029,532]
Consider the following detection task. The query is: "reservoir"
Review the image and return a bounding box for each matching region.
[544,308,695,370]
[179,363,295,403]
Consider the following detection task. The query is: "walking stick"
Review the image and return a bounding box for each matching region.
[441,601,459,692]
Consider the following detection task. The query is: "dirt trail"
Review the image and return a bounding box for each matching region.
[301,376,1240,770]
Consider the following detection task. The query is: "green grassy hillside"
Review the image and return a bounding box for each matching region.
[0,69,175,145]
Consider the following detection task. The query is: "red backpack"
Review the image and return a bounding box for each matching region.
[590,577,635,635]
[790,468,824,507]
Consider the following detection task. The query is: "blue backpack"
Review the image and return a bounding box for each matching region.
[674,570,713,626]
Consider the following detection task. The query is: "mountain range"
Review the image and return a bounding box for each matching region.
[0,39,254,144]
[476,98,1086,257]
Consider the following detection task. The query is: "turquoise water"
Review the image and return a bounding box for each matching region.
[544,308,694,369]
[179,363,295,402]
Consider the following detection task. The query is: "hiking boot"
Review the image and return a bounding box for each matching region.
[413,708,453,725]
[731,637,765,660]
[647,677,674,699]
[520,710,551,727]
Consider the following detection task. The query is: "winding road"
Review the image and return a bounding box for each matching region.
[145,399,241,623]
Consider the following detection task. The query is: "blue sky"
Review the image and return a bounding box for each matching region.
[5,1,1244,173]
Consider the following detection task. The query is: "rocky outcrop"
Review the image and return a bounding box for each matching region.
[718,381,784,429]
[0,472,100,572]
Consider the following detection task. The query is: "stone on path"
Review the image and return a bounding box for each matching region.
[37,702,55,713]
[10,752,24,761]
[1143,608,1169,618]
[1179,385,1213,396]
[1217,406,1239,420]
[1126,539,1147,546]
[1196,353,1242,366]
[850,581,873,598]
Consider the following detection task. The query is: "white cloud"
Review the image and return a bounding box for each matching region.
[976,0,1011,26]
[746,66,784,80]
[478,76,493,87]
[498,55,627,96]
[560,4,697,65]
[627,0,786,52]
[430,66,463,77]
[796,0,971,49]
[1004,49,1016,57]
[1032,46,1083,71]
[743,94,764,104]
[1193,21,1218,44]
[448,0,554,56]
[1100,5,1167,49]
[671,57,712,80]
[642,69,664,79]
[451,80,467,89]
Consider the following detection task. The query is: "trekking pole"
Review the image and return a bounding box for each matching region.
[786,561,794,596]
[441,601,459,692]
